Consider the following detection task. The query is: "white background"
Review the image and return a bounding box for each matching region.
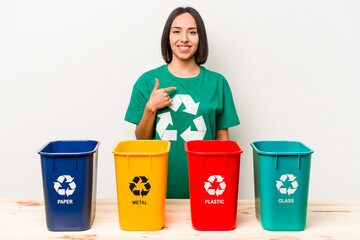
[0,0,359,201]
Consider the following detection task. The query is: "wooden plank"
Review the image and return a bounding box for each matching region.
[1,199,360,239]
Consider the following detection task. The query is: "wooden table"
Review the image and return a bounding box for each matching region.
[1,199,360,239]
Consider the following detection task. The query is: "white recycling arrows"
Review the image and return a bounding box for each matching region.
[193,115,207,132]
[208,175,216,183]
[276,174,298,196]
[180,116,207,142]
[291,181,298,189]
[53,182,62,191]
[156,112,172,135]
[204,182,212,191]
[287,188,296,195]
[180,127,205,141]
[215,175,224,182]
[68,181,76,190]
[161,130,177,141]
[204,175,226,197]
[276,181,283,190]
[280,175,287,182]
[208,189,216,195]
[57,175,65,183]
[54,175,76,197]
[156,94,207,142]
[156,112,177,141]
[169,95,182,112]
[64,175,74,182]
[216,189,224,196]
[58,189,66,195]
[287,174,296,181]
[66,188,75,197]
[169,94,199,115]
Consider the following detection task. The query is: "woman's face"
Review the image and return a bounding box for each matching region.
[169,13,199,63]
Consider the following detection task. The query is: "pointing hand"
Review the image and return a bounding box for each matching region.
[146,78,176,112]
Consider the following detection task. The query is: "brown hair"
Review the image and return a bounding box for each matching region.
[161,7,208,65]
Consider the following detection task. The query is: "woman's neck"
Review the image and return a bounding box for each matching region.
[167,58,201,78]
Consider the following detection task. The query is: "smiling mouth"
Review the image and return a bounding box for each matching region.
[178,46,191,52]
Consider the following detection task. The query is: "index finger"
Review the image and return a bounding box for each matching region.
[163,86,176,92]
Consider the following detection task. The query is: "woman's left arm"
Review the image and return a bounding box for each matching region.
[216,129,229,140]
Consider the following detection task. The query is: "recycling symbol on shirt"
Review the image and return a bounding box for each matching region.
[156,94,207,141]
[129,176,151,197]
[276,174,298,195]
[204,175,226,197]
[53,175,76,197]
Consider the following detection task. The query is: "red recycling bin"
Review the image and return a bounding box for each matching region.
[185,140,243,231]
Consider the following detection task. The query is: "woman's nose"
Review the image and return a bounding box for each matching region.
[180,32,189,42]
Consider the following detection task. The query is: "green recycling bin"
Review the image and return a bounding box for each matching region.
[251,141,314,231]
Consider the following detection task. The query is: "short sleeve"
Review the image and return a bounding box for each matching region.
[124,82,150,125]
[216,79,240,130]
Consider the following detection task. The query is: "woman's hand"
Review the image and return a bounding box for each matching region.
[146,78,176,112]
[135,78,176,140]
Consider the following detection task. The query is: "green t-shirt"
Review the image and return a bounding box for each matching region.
[125,65,240,199]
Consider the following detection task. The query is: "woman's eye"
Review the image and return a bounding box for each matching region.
[172,30,180,34]
[190,31,197,35]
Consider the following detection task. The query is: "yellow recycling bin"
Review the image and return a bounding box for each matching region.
[113,140,170,231]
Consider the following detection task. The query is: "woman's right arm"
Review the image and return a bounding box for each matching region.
[135,78,176,140]
[135,103,157,139]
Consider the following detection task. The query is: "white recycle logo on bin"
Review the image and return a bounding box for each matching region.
[204,175,226,197]
[276,174,298,195]
[53,175,76,197]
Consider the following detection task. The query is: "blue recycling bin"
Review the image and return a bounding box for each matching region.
[38,140,100,231]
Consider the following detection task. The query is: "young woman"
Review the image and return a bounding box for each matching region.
[125,7,240,199]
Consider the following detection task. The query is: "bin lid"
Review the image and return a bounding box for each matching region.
[185,140,243,156]
[250,141,314,156]
[112,140,170,156]
[38,140,100,156]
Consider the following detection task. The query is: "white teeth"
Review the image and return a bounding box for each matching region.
[179,46,189,51]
